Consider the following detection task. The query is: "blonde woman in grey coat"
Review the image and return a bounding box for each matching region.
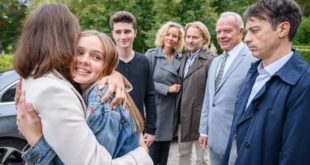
[145,21,184,165]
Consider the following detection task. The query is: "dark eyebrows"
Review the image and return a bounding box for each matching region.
[246,25,260,31]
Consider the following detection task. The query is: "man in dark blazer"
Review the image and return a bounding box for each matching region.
[175,21,215,165]
[223,0,310,164]
[198,12,257,165]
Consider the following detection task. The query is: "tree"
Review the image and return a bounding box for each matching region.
[296,0,309,16]
[70,0,152,52]
[211,0,254,16]
[25,0,310,54]
[0,0,27,53]
[148,0,218,50]
[294,16,310,45]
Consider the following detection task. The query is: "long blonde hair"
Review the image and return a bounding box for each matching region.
[80,30,144,132]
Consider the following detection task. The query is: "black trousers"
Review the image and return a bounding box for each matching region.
[149,141,171,165]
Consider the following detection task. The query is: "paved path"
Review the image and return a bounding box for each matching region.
[166,141,199,165]
[166,140,210,165]
[167,141,179,165]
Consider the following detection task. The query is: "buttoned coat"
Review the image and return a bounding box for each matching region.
[224,51,310,165]
[199,45,257,158]
[175,49,215,142]
[145,47,181,141]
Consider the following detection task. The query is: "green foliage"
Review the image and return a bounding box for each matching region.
[296,0,310,16]
[293,45,310,64]
[211,0,255,16]
[0,54,13,72]
[149,0,217,49]
[0,0,27,53]
[299,51,310,64]
[294,17,310,45]
[27,0,218,53]
[1,0,309,54]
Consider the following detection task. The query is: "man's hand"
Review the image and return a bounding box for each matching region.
[198,135,208,149]
[144,133,155,147]
[98,71,126,109]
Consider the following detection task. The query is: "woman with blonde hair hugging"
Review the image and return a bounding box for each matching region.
[14,3,152,165]
[18,30,147,164]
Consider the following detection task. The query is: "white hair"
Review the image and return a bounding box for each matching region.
[219,12,244,30]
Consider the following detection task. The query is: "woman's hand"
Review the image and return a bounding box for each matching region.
[16,91,42,146]
[139,133,149,153]
[168,84,181,93]
[14,78,22,105]
[98,71,130,109]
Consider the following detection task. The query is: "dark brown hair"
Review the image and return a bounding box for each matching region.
[109,11,137,30]
[14,2,80,81]
[244,0,302,41]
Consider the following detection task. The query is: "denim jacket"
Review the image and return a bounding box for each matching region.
[22,85,140,164]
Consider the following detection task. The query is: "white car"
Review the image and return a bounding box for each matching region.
[0,70,27,164]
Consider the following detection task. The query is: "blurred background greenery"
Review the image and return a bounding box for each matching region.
[0,0,309,72]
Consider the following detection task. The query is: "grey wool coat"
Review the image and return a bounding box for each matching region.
[145,47,181,141]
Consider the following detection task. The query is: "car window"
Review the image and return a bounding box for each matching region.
[0,84,16,102]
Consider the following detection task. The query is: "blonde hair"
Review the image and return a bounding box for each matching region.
[185,21,211,50]
[79,30,118,78]
[154,21,184,52]
[80,30,144,132]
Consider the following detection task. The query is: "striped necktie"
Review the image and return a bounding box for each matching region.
[215,53,229,89]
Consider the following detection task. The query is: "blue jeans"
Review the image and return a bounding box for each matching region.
[22,85,139,164]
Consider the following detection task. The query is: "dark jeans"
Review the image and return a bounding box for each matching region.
[149,141,171,165]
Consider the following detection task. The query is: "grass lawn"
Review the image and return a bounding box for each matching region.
[0,54,13,72]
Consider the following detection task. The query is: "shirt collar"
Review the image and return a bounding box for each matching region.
[187,49,201,59]
[226,42,245,58]
[257,51,293,76]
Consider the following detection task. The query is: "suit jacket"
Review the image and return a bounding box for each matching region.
[22,70,153,165]
[199,45,257,157]
[146,47,181,141]
[175,49,214,142]
[223,50,310,165]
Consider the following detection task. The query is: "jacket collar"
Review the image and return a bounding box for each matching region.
[50,70,87,117]
[154,47,180,59]
[251,49,308,86]
[274,49,308,85]
[236,49,308,125]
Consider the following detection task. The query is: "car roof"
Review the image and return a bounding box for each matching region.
[0,70,19,91]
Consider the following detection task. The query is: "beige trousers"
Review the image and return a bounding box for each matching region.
[178,125,209,165]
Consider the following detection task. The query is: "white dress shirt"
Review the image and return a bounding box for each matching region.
[216,42,246,77]
[245,51,293,109]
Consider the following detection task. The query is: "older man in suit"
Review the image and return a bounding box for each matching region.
[175,21,215,165]
[198,12,257,165]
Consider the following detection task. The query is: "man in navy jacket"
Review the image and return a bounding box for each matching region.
[224,0,310,164]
